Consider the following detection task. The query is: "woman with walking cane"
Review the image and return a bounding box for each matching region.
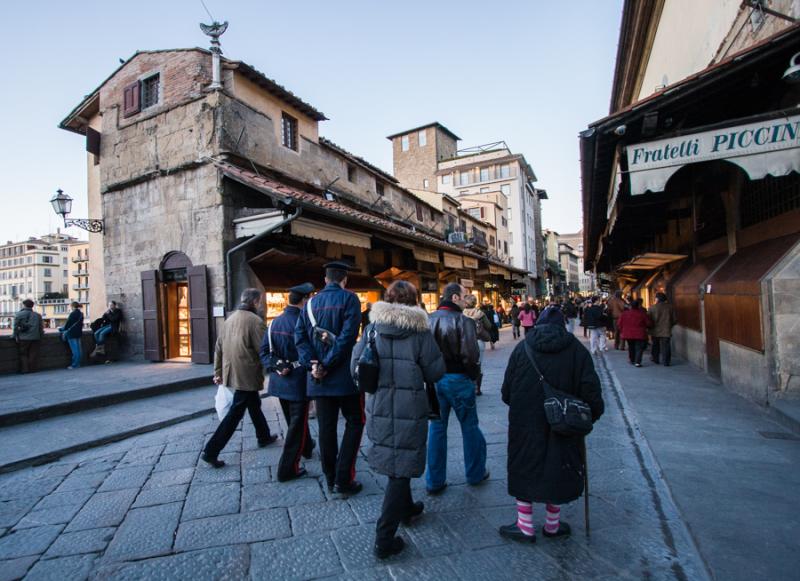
[498,306,604,542]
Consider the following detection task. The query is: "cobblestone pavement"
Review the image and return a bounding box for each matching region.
[0,329,709,580]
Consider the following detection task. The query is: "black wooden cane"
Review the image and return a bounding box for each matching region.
[583,441,590,537]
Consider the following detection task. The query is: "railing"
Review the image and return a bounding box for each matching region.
[71,256,88,263]
[469,230,488,250]
[71,270,88,277]
[446,230,468,245]
[72,284,90,291]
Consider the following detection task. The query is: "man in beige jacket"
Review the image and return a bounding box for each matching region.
[202,288,277,467]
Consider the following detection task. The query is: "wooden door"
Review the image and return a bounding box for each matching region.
[187,265,212,364]
[141,270,164,361]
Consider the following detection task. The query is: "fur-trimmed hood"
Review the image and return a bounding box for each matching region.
[369,301,430,338]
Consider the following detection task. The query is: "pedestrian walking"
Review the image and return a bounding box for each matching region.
[202,289,277,468]
[519,303,537,336]
[618,299,651,367]
[426,282,488,494]
[295,261,364,495]
[510,301,521,339]
[463,294,493,396]
[90,301,123,358]
[648,292,676,366]
[583,297,607,354]
[60,302,84,369]
[260,283,317,482]
[562,298,578,334]
[607,290,626,350]
[481,302,500,350]
[499,307,604,543]
[351,281,445,559]
[12,299,44,374]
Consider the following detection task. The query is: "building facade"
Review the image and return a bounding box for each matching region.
[558,229,596,294]
[388,125,545,295]
[0,233,84,329]
[59,43,525,362]
[581,2,800,403]
[558,242,580,293]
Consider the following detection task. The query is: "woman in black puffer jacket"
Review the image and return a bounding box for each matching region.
[499,307,604,543]
[351,281,445,559]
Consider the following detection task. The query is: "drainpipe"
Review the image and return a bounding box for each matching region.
[225,205,303,312]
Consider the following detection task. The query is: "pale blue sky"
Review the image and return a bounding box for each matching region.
[0,0,623,241]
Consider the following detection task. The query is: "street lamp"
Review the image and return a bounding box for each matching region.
[49,189,104,233]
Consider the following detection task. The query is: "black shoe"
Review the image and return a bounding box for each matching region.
[426,483,447,495]
[201,453,225,468]
[302,439,316,460]
[476,389,483,396]
[334,481,363,496]
[499,523,536,543]
[469,471,490,486]
[401,501,424,525]
[258,435,279,448]
[374,536,405,560]
[542,521,572,538]
[278,468,308,483]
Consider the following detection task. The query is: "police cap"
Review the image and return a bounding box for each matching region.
[323,261,356,272]
[288,282,315,296]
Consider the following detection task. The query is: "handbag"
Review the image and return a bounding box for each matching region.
[354,325,380,394]
[524,343,593,437]
[425,382,440,420]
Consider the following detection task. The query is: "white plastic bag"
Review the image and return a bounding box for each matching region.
[214,385,234,421]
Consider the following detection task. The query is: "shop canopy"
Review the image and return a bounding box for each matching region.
[617,252,687,272]
[625,113,800,196]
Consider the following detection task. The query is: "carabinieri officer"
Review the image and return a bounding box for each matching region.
[260,283,317,482]
[295,261,364,495]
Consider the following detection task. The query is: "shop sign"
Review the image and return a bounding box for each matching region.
[625,114,800,196]
[460,278,474,288]
[443,253,463,269]
[462,256,479,269]
[488,264,509,276]
[413,247,440,263]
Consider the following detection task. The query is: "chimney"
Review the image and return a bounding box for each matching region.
[200,21,228,91]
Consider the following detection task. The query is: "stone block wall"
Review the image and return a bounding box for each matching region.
[768,242,800,396]
[0,331,112,374]
[673,325,705,370]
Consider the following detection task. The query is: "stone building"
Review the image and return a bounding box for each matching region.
[581,2,800,403]
[558,229,595,294]
[558,242,580,294]
[388,125,545,295]
[59,41,523,362]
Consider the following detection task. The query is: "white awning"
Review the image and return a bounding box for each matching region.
[625,114,800,196]
[233,211,285,238]
[290,218,371,249]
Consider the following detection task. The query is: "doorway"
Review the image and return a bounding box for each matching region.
[163,276,192,360]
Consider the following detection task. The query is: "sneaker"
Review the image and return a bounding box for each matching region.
[499,523,536,543]
[542,521,572,538]
[634,363,642,367]
[402,501,424,525]
[334,481,363,496]
[374,536,405,560]
[201,453,225,468]
[426,483,448,495]
[258,435,279,448]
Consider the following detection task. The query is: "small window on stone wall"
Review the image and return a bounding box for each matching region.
[141,74,160,109]
[347,164,357,183]
[281,112,298,151]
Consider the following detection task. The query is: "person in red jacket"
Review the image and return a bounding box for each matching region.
[617,299,651,367]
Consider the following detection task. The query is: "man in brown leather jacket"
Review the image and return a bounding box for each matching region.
[426,283,487,494]
[607,290,627,350]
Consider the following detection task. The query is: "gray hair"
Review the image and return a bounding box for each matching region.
[240,288,262,306]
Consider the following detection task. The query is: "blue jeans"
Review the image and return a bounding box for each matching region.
[67,338,82,368]
[94,325,113,345]
[426,373,487,490]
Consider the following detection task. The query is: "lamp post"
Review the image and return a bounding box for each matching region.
[49,189,104,234]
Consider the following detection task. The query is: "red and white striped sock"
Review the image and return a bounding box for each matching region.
[544,503,561,534]
[516,499,535,536]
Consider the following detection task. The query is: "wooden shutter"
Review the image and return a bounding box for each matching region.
[141,270,163,361]
[123,81,140,117]
[86,127,101,156]
[187,265,212,364]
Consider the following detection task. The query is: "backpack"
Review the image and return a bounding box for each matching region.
[354,325,380,394]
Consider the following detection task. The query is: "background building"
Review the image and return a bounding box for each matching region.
[558,242,580,293]
[388,124,545,295]
[558,229,596,294]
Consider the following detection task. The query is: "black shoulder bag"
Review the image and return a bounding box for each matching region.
[355,325,380,394]
[523,343,593,437]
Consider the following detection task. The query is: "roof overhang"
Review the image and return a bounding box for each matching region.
[617,252,687,272]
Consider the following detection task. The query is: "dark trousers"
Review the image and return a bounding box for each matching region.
[512,322,520,339]
[277,399,314,482]
[17,340,40,373]
[628,340,646,364]
[651,337,672,365]
[376,476,412,547]
[523,326,534,336]
[316,394,365,488]
[613,319,624,350]
[204,390,271,458]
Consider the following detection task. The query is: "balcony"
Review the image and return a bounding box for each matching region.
[468,231,488,250]
[71,270,88,277]
[446,230,468,245]
[72,283,90,291]
[72,256,88,263]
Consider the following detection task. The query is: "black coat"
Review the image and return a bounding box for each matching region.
[501,324,604,504]
[260,306,307,402]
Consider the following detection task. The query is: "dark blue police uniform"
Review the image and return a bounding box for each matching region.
[295,278,364,491]
[260,304,315,481]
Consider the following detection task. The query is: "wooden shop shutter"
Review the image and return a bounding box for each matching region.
[141,269,163,361]
[187,265,212,364]
[122,81,141,117]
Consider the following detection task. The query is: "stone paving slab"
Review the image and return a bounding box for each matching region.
[0,327,724,580]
